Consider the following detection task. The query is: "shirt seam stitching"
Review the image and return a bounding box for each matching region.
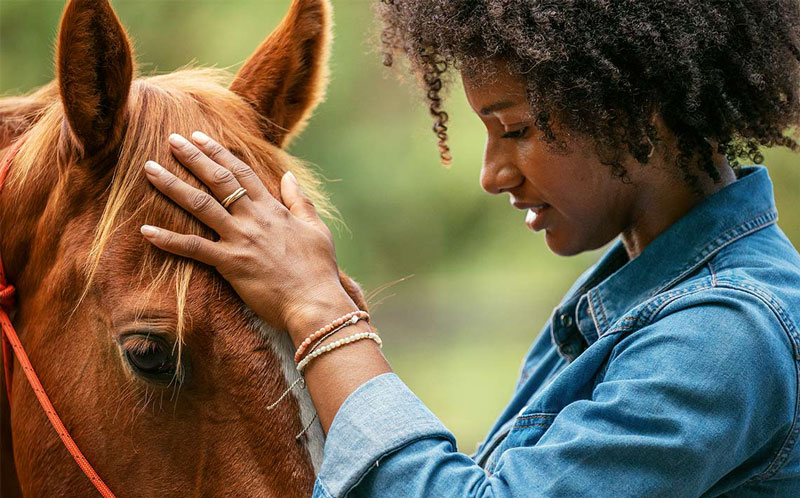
[589,289,608,334]
[602,279,715,336]
[516,413,558,420]
[513,422,555,428]
[708,260,717,286]
[317,479,334,498]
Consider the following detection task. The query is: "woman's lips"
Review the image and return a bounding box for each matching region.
[524,204,550,231]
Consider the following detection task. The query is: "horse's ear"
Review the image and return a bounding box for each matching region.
[57,0,133,158]
[229,0,331,148]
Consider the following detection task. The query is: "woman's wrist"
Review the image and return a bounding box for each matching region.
[283,285,363,348]
[306,318,374,354]
[272,284,391,434]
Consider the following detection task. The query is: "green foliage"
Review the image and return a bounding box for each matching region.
[2,1,798,449]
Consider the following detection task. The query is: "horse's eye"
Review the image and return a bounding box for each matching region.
[121,335,177,380]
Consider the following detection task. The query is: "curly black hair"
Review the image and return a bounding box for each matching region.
[377,0,800,187]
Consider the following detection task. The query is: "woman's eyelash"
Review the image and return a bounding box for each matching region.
[501,126,529,139]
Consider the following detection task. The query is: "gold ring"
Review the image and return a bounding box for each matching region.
[221,187,248,209]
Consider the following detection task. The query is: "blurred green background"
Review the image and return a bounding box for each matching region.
[2,0,799,452]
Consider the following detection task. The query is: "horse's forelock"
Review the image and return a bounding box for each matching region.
[5,67,335,350]
[87,68,335,348]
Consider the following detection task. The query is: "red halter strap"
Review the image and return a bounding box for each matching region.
[1,137,117,498]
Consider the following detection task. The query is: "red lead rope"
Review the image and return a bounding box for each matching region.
[0,137,117,498]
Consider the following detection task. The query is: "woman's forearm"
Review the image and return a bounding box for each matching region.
[284,286,392,433]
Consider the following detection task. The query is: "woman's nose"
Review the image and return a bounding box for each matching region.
[480,151,522,195]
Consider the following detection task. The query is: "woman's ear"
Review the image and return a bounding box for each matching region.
[57,0,134,158]
[229,0,332,148]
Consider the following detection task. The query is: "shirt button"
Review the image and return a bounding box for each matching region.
[560,313,574,328]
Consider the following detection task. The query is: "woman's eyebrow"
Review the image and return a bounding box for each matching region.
[480,100,515,115]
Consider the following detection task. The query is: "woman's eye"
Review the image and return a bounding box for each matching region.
[121,335,177,379]
[501,126,530,139]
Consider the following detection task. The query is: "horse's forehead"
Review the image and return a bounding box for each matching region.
[100,261,255,332]
[79,77,294,332]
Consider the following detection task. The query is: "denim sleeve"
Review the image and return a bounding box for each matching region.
[312,289,798,498]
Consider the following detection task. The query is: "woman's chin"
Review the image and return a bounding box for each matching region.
[544,230,585,257]
[545,228,619,257]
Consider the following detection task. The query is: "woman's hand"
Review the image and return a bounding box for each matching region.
[141,132,392,432]
[139,131,355,334]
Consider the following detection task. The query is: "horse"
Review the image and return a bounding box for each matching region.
[0,0,368,496]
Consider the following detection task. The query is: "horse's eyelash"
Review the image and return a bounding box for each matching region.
[124,336,161,355]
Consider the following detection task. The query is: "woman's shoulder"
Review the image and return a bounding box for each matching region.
[697,222,800,344]
[626,222,800,354]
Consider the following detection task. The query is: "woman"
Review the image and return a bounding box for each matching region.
[139,1,800,496]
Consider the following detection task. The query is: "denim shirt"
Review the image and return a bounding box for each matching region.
[312,166,800,498]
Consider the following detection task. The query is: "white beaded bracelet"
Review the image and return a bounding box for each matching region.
[296,331,382,373]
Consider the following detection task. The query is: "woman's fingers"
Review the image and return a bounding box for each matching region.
[140,225,221,266]
[189,131,271,202]
[280,171,331,238]
[167,133,254,215]
[144,160,232,234]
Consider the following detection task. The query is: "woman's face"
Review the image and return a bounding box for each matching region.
[463,63,639,256]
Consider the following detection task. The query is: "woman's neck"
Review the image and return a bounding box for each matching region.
[621,152,736,260]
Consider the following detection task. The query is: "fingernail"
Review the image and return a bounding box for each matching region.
[169,133,188,147]
[144,161,164,175]
[285,171,299,185]
[140,225,159,237]
[192,131,210,145]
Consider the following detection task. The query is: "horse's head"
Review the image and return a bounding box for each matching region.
[0,0,364,496]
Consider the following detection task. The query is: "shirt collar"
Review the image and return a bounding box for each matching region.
[552,166,778,359]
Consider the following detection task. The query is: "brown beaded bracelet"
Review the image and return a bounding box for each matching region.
[293,310,370,363]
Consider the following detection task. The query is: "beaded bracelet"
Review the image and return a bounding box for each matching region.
[293,310,370,363]
[296,331,383,373]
